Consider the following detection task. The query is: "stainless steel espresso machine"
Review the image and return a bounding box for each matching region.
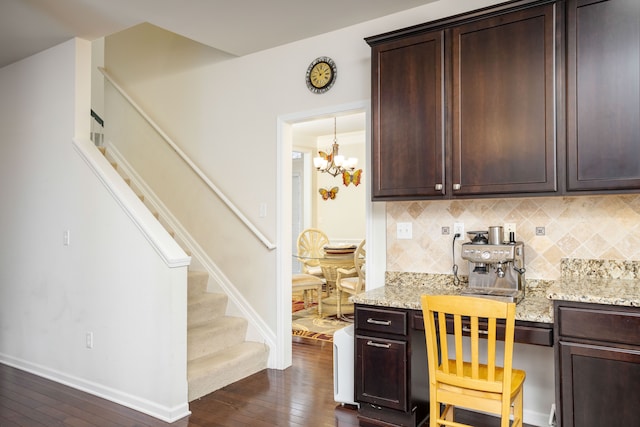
[460,226,526,303]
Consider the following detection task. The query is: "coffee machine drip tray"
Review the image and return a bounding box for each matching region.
[460,287,524,304]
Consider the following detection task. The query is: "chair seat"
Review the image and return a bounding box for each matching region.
[292,274,323,316]
[305,265,323,277]
[337,277,359,292]
[292,273,324,287]
[438,359,526,399]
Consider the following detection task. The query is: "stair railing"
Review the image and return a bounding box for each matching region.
[98,66,276,251]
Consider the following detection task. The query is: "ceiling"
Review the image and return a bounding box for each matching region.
[293,112,366,140]
[0,0,436,70]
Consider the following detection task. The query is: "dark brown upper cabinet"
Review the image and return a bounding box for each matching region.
[367,0,560,200]
[566,0,640,192]
[452,4,558,196]
[370,31,445,199]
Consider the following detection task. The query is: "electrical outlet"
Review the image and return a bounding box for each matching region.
[504,223,516,236]
[441,226,450,235]
[397,222,412,239]
[453,222,464,237]
[536,226,546,236]
[63,229,70,246]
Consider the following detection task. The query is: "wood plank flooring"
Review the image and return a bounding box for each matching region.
[1,338,534,426]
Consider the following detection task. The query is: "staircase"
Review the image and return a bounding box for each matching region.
[187,271,268,400]
[97,145,269,401]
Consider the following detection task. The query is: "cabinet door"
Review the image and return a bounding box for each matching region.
[355,334,408,412]
[452,3,557,195]
[557,341,640,427]
[371,31,445,199]
[566,0,640,191]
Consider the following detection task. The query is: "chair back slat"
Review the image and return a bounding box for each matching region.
[470,316,480,379]
[437,311,449,374]
[454,314,464,375]
[487,317,497,382]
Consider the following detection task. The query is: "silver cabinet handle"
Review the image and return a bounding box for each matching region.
[453,183,461,190]
[435,183,443,190]
[462,326,488,335]
[366,341,392,349]
[367,318,391,326]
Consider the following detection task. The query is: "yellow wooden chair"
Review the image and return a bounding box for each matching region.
[335,239,366,318]
[296,228,329,280]
[420,295,525,427]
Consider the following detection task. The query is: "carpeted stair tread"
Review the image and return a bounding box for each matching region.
[188,292,227,326]
[188,316,247,360]
[187,341,269,401]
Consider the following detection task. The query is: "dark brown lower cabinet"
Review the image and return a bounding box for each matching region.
[355,304,553,426]
[554,301,640,427]
[355,306,428,427]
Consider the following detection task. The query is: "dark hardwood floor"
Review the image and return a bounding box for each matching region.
[1,338,534,426]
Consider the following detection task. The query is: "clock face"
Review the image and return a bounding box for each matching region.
[306,57,337,94]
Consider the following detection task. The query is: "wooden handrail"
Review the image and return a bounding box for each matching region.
[98,67,276,251]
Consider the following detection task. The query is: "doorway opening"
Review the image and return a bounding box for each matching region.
[277,101,382,369]
[291,111,366,273]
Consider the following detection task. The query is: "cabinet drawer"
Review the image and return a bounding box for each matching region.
[356,306,407,336]
[557,304,640,346]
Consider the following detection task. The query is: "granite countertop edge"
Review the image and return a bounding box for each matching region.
[351,274,555,324]
[351,272,640,325]
[547,277,640,308]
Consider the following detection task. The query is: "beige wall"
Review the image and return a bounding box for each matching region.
[386,194,640,280]
[315,131,366,243]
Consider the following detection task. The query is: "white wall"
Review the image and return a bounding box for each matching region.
[0,40,189,421]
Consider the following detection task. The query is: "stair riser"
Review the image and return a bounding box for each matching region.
[188,319,247,361]
[188,295,227,326]
[188,273,208,298]
[187,342,269,401]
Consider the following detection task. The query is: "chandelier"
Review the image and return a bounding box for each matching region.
[313,117,359,177]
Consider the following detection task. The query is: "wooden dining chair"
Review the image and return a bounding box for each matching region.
[335,239,365,318]
[292,273,324,316]
[420,295,525,427]
[296,228,329,280]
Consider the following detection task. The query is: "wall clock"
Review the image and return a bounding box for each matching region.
[306,56,337,94]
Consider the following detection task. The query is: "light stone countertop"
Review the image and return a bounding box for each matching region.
[353,259,640,325]
[548,258,640,307]
[351,273,554,324]
[547,277,640,307]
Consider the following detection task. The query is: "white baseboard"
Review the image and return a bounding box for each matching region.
[0,353,191,423]
[525,408,552,427]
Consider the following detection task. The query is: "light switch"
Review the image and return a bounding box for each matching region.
[397,222,412,239]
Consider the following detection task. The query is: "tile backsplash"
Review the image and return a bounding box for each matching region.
[386,194,640,280]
